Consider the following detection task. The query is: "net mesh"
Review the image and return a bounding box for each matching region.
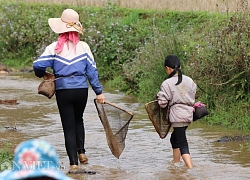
[94,99,133,159]
[145,100,171,139]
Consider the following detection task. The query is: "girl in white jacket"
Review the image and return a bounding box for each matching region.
[157,55,196,168]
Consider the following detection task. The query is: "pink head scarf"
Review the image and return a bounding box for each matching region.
[55,31,79,54]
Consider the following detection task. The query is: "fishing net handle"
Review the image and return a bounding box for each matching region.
[94,99,134,117]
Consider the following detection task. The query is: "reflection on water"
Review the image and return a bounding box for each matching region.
[0,73,250,180]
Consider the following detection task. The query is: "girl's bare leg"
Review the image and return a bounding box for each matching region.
[172,148,181,162]
[182,154,193,168]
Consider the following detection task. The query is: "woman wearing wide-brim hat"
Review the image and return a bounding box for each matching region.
[33,8,105,173]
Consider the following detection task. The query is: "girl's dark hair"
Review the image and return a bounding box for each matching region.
[164,55,182,85]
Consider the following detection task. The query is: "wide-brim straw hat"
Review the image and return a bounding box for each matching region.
[48,9,83,34]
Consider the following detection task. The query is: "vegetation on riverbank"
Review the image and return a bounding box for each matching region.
[0,1,249,132]
[0,143,14,171]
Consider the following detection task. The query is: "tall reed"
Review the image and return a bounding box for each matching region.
[14,0,249,12]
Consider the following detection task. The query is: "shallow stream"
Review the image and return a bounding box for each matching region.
[0,73,249,180]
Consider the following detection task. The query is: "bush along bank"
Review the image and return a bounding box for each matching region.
[0,1,249,132]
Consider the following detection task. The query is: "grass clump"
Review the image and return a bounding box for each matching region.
[0,143,14,171]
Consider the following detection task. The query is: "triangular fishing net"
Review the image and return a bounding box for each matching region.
[94,99,133,159]
[145,100,171,139]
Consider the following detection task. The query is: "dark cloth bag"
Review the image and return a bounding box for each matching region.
[193,106,209,121]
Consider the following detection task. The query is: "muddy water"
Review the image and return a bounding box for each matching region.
[0,73,250,180]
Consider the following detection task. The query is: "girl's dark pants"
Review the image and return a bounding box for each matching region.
[170,126,190,155]
[56,88,88,165]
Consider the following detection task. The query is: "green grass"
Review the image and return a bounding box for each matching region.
[0,143,13,172]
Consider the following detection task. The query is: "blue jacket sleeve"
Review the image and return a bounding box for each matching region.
[85,57,103,95]
[33,45,55,78]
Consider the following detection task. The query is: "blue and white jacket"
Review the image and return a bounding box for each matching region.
[33,41,102,95]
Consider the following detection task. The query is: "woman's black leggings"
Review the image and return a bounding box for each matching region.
[55,88,88,165]
[170,126,190,155]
